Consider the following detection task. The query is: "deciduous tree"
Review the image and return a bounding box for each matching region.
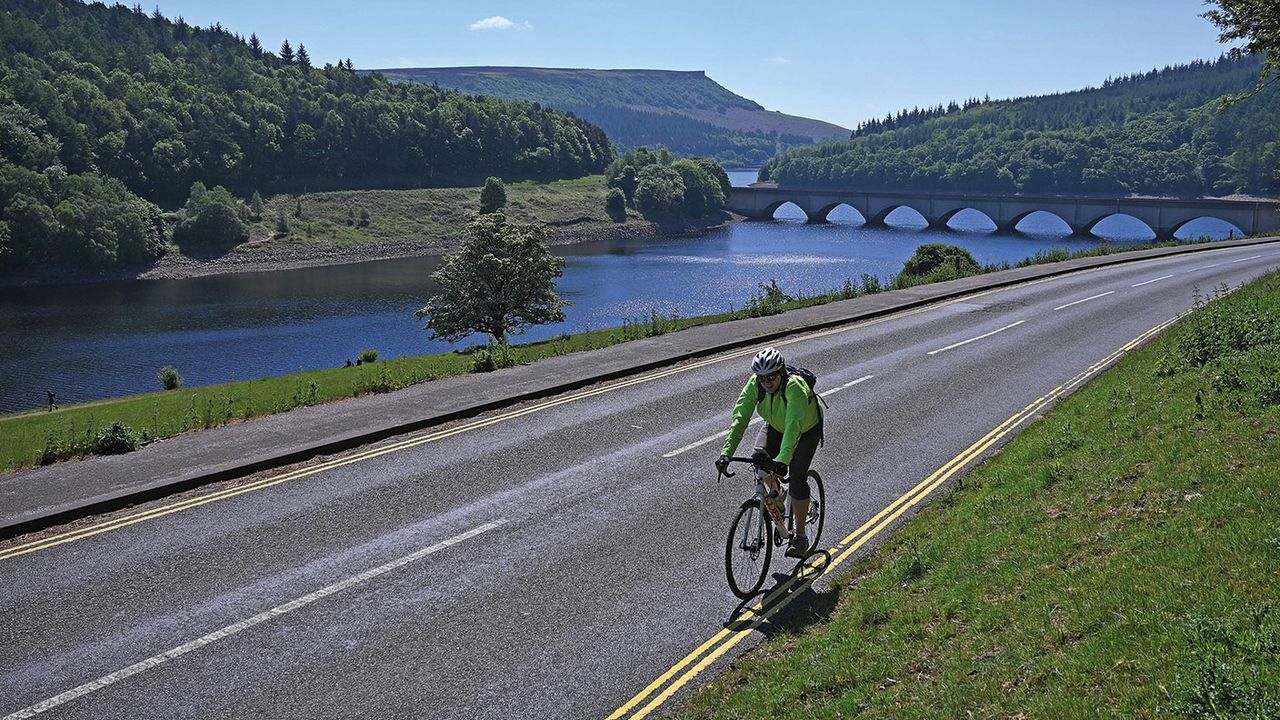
[634,164,685,218]
[171,182,248,252]
[479,176,506,214]
[416,213,566,344]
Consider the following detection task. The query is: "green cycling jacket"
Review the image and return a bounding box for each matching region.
[721,373,822,464]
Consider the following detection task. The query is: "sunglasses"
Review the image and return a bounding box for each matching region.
[760,371,783,383]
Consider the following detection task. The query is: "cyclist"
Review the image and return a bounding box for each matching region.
[716,347,823,558]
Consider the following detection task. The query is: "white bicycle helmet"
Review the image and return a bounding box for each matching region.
[751,347,785,376]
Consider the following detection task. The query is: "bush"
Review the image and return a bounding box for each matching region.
[95,421,139,455]
[480,176,507,214]
[901,243,981,278]
[894,243,982,288]
[359,349,380,364]
[158,365,183,390]
[605,187,627,221]
[635,164,686,219]
[860,273,883,294]
[171,182,248,252]
[470,339,518,373]
[741,279,794,318]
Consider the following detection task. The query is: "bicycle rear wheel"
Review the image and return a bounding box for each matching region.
[725,498,772,599]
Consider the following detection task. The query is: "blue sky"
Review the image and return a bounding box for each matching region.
[148,0,1233,130]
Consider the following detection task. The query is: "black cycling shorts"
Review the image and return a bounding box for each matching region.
[753,424,821,500]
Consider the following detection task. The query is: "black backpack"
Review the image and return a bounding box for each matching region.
[757,364,824,407]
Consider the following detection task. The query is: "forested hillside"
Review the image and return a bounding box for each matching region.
[372,67,849,167]
[0,0,613,271]
[762,55,1280,197]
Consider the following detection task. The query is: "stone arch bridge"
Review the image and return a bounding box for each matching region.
[727,186,1280,239]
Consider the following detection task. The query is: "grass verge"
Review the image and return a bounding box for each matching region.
[0,238,1260,474]
[674,273,1280,717]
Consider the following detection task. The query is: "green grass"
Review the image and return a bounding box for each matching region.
[674,273,1280,718]
[0,303,747,472]
[240,175,643,254]
[0,236,1256,473]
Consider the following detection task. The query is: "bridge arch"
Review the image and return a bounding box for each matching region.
[758,200,807,221]
[1002,210,1073,235]
[1169,216,1245,240]
[867,204,928,229]
[931,207,997,232]
[811,202,867,224]
[1082,213,1157,240]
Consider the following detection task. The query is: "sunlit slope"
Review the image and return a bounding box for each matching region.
[371,67,850,166]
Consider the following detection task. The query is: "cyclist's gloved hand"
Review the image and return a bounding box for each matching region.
[750,449,770,465]
[768,460,788,477]
[715,455,731,474]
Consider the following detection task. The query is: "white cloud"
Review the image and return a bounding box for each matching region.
[766,56,791,64]
[469,16,532,31]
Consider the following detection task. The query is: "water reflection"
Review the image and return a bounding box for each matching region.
[0,210,1241,412]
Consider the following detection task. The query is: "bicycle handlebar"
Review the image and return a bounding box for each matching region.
[716,456,769,479]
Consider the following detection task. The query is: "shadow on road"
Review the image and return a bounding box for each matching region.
[722,550,841,636]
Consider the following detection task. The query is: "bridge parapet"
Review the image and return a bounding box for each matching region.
[727,187,1280,238]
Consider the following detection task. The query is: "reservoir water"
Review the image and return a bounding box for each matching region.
[0,173,1240,413]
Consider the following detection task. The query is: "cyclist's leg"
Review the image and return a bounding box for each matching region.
[753,425,784,497]
[786,426,821,537]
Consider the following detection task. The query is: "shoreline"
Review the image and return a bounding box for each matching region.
[0,213,745,288]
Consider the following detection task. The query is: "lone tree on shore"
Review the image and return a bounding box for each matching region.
[479,176,507,214]
[416,213,566,344]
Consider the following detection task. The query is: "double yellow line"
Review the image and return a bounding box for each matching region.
[2,283,982,563]
[606,314,1181,720]
[0,353,739,563]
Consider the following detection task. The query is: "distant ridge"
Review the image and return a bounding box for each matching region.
[762,55,1280,198]
[366,66,850,166]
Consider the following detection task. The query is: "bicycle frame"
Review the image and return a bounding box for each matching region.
[720,455,827,599]
[722,456,792,543]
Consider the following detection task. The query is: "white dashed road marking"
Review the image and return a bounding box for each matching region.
[1132,274,1174,287]
[3,521,505,720]
[926,321,1025,356]
[1054,291,1114,311]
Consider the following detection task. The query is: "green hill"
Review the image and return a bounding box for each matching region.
[762,55,1280,197]
[0,1,613,272]
[369,67,850,167]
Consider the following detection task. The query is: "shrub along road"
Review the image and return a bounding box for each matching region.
[0,243,1277,719]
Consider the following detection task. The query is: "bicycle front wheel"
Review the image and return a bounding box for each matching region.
[725,498,772,599]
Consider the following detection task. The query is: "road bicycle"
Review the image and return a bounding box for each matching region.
[717,456,825,599]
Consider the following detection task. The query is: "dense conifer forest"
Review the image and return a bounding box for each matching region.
[762,55,1280,197]
[0,0,613,271]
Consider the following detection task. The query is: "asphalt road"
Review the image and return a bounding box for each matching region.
[3,243,1278,720]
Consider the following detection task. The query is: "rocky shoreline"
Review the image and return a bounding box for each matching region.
[0,214,744,288]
